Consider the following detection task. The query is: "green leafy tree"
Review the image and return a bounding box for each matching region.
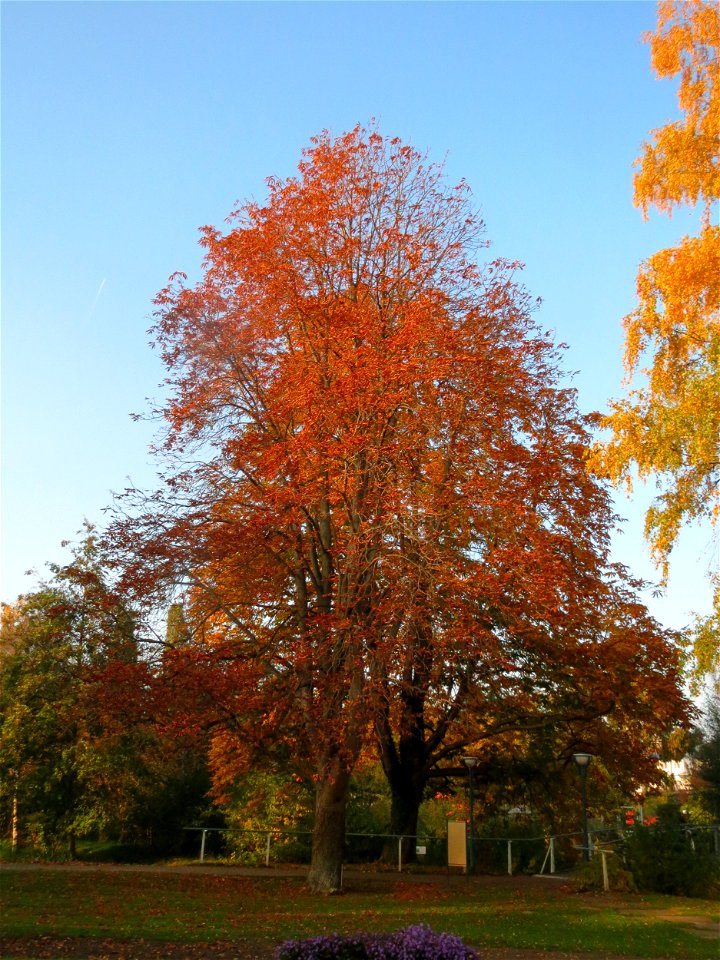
[1,590,82,852]
[693,694,720,820]
[0,532,149,854]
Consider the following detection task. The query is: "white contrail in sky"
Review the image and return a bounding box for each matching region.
[89,277,106,315]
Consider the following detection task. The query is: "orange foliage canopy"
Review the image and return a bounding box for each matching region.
[595,2,719,573]
[112,126,689,888]
[593,1,719,676]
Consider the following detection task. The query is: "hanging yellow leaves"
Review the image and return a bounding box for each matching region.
[594,1,719,597]
[593,1,719,680]
[634,0,719,217]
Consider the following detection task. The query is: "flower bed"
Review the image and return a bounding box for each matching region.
[276,923,478,959]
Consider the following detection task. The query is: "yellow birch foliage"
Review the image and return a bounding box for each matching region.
[594,1,720,674]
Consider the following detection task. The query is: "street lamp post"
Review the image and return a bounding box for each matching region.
[573,752,593,862]
[637,751,661,826]
[463,756,478,873]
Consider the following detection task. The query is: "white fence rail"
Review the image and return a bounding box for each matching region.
[185,825,720,876]
[183,823,720,874]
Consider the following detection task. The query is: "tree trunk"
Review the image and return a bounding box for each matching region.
[68,829,77,860]
[11,793,18,852]
[382,769,425,863]
[375,686,431,865]
[390,780,422,839]
[307,764,351,893]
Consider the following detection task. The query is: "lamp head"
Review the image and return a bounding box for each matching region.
[463,756,478,769]
[573,752,593,769]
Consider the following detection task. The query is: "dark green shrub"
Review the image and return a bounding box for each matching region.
[622,802,720,897]
[573,848,636,893]
[471,816,546,874]
[345,832,385,863]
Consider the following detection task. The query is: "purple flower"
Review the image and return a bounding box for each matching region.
[276,924,478,959]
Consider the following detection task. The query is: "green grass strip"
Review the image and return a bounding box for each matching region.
[0,868,717,959]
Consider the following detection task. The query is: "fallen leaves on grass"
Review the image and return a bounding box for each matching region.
[0,937,276,960]
[391,882,451,902]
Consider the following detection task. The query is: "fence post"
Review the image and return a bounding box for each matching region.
[199,829,207,863]
[398,836,404,873]
[550,835,556,874]
[265,832,272,867]
[507,839,513,876]
[539,841,550,875]
[601,851,610,891]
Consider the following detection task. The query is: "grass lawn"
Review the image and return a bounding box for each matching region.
[0,866,717,959]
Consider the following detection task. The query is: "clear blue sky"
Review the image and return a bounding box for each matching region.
[1,0,715,631]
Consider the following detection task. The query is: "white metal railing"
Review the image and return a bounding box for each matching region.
[183,822,720,874]
[184,825,554,873]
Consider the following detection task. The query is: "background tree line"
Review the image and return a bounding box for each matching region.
[0,528,717,876]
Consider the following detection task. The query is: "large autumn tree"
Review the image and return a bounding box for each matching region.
[594,1,719,677]
[112,126,688,891]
